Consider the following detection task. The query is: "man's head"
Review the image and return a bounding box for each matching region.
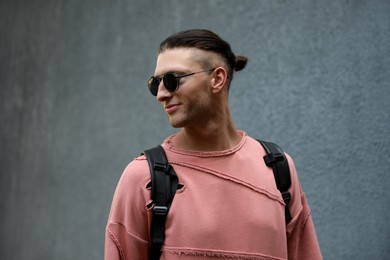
[148,29,248,128]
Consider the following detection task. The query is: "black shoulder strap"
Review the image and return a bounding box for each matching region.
[142,145,178,260]
[257,140,292,223]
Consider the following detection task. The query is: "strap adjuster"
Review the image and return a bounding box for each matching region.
[153,205,168,216]
[154,162,170,172]
[264,153,284,166]
[281,191,291,205]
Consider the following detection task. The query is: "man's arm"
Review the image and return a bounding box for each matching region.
[104,158,152,260]
[285,155,322,260]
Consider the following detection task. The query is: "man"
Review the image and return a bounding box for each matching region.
[105,29,322,260]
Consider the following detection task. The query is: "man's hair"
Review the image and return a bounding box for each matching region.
[158,29,248,81]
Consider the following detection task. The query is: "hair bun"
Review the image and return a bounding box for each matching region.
[234,56,248,71]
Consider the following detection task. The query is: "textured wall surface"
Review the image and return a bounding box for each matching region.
[1,0,389,259]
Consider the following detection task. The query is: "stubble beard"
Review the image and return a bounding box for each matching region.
[167,96,212,129]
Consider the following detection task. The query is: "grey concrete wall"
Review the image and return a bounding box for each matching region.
[1,0,389,259]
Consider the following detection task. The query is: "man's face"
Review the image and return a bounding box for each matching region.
[154,48,215,128]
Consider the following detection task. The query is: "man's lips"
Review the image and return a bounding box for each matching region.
[165,104,180,114]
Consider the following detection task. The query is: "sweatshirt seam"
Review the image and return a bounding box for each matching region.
[107,226,126,260]
[291,195,312,260]
[171,161,284,204]
[107,222,150,243]
[163,246,285,260]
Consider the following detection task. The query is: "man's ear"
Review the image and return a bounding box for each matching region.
[211,67,228,93]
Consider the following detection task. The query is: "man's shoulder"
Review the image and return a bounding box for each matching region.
[118,154,150,187]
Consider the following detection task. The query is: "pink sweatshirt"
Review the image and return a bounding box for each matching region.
[105,132,322,259]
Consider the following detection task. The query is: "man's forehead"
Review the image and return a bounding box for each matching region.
[154,48,203,74]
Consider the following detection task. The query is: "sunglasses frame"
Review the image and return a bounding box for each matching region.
[148,68,215,96]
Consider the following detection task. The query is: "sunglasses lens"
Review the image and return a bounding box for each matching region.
[147,73,179,96]
[163,73,178,92]
[148,77,159,96]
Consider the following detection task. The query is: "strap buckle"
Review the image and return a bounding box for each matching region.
[281,191,291,205]
[154,162,170,172]
[264,153,284,166]
[153,205,168,216]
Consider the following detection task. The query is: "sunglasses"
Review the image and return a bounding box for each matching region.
[147,68,215,96]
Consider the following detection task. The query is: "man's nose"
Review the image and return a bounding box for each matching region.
[156,81,172,101]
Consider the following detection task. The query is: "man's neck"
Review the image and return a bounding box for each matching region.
[172,121,242,152]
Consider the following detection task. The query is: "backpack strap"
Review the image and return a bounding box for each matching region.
[257,140,292,223]
[142,145,178,260]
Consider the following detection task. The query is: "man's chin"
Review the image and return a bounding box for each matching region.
[168,118,185,129]
[169,122,183,129]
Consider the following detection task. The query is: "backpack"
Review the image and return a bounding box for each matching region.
[142,139,292,260]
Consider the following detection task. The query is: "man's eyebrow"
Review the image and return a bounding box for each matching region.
[154,70,181,77]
